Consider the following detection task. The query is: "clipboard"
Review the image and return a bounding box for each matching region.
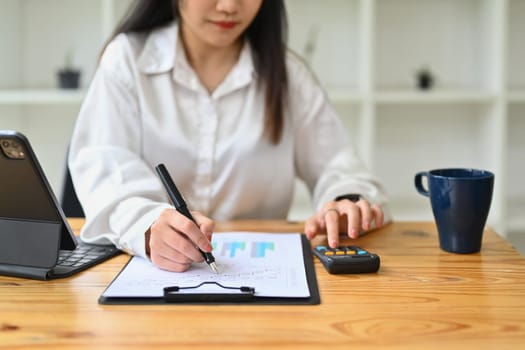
[99,234,320,305]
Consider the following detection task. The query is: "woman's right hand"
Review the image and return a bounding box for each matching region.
[146,208,215,272]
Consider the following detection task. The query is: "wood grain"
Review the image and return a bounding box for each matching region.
[1,220,524,349]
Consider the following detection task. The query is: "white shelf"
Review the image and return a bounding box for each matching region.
[16,88,502,107]
[374,90,497,104]
[327,88,365,105]
[508,90,525,103]
[1,0,524,238]
[0,89,86,105]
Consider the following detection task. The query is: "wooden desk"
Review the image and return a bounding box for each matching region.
[1,221,525,349]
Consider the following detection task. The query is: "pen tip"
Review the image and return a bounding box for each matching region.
[210,262,219,274]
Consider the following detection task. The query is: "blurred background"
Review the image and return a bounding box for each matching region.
[0,0,523,253]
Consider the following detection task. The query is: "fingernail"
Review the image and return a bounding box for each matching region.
[351,228,358,238]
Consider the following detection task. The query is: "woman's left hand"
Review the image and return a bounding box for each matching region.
[304,198,385,248]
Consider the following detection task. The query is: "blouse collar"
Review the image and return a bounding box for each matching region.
[137,21,255,98]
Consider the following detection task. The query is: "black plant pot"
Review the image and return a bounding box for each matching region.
[416,71,434,90]
[57,70,81,89]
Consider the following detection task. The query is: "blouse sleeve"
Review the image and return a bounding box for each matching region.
[68,36,170,257]
[287,54,391,220]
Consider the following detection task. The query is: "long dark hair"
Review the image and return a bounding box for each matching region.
[103,0,288,144]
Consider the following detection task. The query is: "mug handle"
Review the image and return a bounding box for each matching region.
[414,172,430,197]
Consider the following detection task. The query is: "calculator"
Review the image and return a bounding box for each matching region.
[313,245,380,274]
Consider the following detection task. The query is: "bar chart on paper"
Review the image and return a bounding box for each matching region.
[217,240,275,258]
[101,232,311,298]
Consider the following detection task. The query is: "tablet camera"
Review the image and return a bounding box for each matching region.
[0,138,25,159]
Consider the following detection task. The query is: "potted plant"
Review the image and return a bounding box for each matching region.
[57,49,81,89]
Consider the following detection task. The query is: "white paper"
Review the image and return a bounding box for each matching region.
[102,232,310,298]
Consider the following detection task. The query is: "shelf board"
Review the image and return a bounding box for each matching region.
[0,89,86,105]
[0,88,504,106]
[374,89,497,104]
[327,89,365,105]
[508,90,525,103]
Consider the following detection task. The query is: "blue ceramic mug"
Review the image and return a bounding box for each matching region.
[414,168,494,254]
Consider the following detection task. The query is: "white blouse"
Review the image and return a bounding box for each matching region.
[69,22,390,258]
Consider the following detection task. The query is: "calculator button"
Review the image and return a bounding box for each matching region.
[324,251,335,256]
[335,251,345,255]
[346,250,356,255]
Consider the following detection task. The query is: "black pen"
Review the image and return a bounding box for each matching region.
[155,163,219,274]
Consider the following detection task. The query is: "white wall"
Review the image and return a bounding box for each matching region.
[0,0,21,88]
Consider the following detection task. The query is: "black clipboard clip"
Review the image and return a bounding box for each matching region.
[163,281,255,303]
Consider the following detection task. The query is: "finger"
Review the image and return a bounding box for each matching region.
[152,244,194,266]
[150,252,192,272]
[193,211,215,241]
[150,211,206,262]
[315,207,328,230]
[324,208,340,248]
[162,231,205,262]
[167,210,213,253]
[304,214,321,240]
[149,222,198,266]
[355,199,372,231]
[336,200,360,239]
[371,204,384,228]
[149,221,205,263]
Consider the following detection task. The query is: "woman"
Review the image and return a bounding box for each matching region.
[69,0,390,272]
